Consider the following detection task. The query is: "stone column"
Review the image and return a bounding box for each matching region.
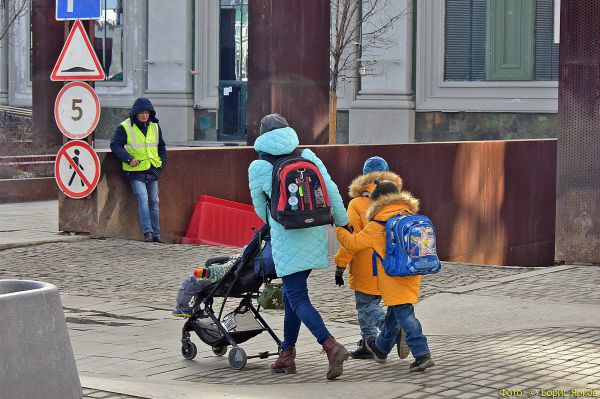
[247,0,330,145]
[0,3,8,105]
[145,0,194,143]
[348,0,414,144]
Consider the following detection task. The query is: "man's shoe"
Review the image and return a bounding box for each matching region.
[410,353,435,372]
[322,336,350,380]
[144,232,153,242]
[153,236,163,243]
[364,336,388,363]
[350,339,374,359]
[396,328,410,359]
[271,347,296,374]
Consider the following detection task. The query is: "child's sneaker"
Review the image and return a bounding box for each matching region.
[396,328,410,359]
[350,339,374,360]
[172,308,192,318]
[409,353,435,372]
[364,336,388,363]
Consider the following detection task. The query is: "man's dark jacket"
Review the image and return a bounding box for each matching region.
[110,98,167,182]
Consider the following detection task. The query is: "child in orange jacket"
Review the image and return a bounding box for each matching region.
[336,180,435,372]
[334,156,409,360]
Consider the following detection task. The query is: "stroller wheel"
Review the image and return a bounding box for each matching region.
[181,342,197,360]
[212,345,227,357]
[228,347,247,370]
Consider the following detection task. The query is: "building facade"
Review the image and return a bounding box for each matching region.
[0,0,558,145]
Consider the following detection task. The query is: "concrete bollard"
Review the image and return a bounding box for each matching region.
[0,280,82,399]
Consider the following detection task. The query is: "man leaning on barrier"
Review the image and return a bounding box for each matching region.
[110,98,167,243]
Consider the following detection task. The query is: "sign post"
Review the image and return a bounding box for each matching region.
[53,3,103,199]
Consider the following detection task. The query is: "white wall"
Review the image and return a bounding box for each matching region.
[349,0,415,144]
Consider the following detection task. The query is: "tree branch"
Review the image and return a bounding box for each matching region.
[0,0,29,43]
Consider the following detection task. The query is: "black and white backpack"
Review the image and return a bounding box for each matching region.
[260,149,333,229]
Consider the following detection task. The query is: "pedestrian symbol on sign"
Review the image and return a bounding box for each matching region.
[68,149,85,187]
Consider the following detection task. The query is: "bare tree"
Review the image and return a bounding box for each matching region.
[330,0,408,144]
[0,0,29,43]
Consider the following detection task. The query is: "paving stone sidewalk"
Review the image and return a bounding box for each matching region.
[3,239,599,399]
[0,238,535,321]
[1,201,600,398]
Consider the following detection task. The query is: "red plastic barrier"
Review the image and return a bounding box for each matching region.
[179,195,265,248]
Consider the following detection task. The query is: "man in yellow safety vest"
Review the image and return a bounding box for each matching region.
[110,98,167,242]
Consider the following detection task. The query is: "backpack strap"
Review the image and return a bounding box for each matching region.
[259,148,302,165]
[371,220,387,276]
[371,251,383,276]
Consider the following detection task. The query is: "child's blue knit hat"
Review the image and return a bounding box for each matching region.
[363,156,389,174]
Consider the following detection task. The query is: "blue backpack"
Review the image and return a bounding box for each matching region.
[372,211,442,277]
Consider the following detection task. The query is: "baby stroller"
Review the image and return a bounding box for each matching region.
[180,224,282,370]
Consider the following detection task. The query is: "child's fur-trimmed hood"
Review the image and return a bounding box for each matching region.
[348,171,403,198]
[366,191,420,221]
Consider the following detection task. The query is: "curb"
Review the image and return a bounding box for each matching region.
[0,236,89,251]
[80,376,419,399]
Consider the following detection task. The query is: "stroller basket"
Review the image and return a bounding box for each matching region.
[192,311,265,348]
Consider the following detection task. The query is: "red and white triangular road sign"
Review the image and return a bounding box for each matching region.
[51,20,105,81]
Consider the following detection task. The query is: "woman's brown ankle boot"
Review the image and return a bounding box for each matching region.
[322,336,350,380]
[271,347,296,374]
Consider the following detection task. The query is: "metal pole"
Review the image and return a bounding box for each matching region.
[31,0,64,148]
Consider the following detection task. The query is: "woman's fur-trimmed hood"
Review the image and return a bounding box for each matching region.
[366,191,420,221]
[348,171,403,198]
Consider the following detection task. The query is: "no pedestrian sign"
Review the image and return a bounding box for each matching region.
[54,140,101,199]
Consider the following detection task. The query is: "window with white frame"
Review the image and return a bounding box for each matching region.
[93,0,123,81]
[444,0,558,82]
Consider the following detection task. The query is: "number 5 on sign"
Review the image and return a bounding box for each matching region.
[54,82,100,140]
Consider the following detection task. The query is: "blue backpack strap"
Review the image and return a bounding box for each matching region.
[372,251,383,276]
[371,220,387,276]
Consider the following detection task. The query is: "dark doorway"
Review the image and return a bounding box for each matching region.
[219,0,248,141]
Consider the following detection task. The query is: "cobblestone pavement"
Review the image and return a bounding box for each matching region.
[465,266,600,305]
[2,238,600,399]
[0,239,535,324]
[177,326,600,393]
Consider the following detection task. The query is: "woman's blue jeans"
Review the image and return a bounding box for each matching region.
[355,291,386,339]
[129,178,160,236]
[280,270,331,350]
[375,304,430,357]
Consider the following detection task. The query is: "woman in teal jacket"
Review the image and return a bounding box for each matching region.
[248,113,351,380]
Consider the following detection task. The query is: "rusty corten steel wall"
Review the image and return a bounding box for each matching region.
[31,0,64,147]
[247,0,330,145]
[60,140,556,266]
[0,178,57,204]
[556,1,600,264]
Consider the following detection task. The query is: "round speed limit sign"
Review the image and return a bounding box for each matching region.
[54,81,100,139]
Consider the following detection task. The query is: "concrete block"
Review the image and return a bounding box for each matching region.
[0,280,82,399]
